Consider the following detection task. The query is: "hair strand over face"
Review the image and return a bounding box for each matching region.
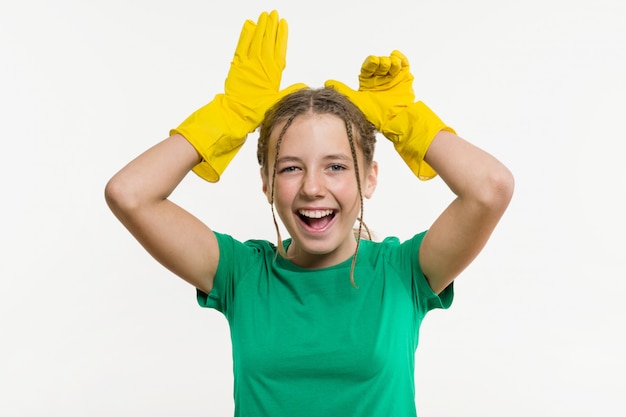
[257,87,377,287]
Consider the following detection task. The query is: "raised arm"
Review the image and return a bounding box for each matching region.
[105,10,305,294]
[326,50,514,293]
[105,134,217,293]
[419,130,514,294]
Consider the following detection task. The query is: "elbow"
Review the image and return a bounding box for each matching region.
[479,165,515,212]
[104,174,140,216]
[475,166,515,213]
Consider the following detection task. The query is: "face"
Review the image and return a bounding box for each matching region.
[262,113,378,269]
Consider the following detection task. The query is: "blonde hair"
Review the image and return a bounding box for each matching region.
[257,87,377,287]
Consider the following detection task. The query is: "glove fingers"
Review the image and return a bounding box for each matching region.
[274,16,288,69]
[388,55,402,77]
[391,50,410,67]
[234,20,256,61]
[262,10,279,62]
[360,55,380,77]
[249,11,269,58]
[374,56,391,76]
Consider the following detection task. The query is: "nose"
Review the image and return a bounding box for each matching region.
[300,170,325,198]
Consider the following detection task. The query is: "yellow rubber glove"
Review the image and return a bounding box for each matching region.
[384,101,455,180]
[324,50,414,130]
[171,10,307,182]
[325,50,454,180]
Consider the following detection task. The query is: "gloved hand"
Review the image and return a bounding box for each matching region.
[325,50,454,180]
[324,50,414,130]
[171,10,307,182]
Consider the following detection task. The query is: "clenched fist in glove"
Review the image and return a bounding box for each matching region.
[171,10,307,182]
[325,50,415,130]
[325,50,454,180]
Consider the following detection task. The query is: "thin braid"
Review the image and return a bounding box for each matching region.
[258,87,377,287]
[358,217,373,240]
[270,115,297,259]
[345,119,365,288]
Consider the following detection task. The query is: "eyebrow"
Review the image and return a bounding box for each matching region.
[276,154,353,164]
[324,154,353,162]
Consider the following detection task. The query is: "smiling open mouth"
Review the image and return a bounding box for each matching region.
[298,209,336,230]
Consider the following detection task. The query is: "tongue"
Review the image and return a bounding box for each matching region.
[307,215,332,230]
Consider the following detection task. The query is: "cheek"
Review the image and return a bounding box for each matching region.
[331,178,360,205]
[272,179,297,209]
[337,180,357,195]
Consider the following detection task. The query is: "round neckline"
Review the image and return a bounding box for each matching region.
[275,238,361,273]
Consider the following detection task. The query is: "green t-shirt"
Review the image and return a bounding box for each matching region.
[198,231,453,417]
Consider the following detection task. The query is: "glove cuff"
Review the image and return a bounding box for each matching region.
[383,101,455,180]
[170,96,255,182]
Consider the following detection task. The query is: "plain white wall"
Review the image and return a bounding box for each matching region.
[1,0,625,415]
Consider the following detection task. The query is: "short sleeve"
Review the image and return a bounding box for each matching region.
[196,232,260,317]
[389,232,454,316]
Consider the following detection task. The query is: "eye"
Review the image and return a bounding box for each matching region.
[328,164,347,172]
[278,165,300,174]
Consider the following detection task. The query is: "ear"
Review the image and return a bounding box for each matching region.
[260,167,272,204]
[363,161,378,199]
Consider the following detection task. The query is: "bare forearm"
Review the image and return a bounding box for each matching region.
[419,131,514,292]
[105,134,201,210]
[104,134,217,292]
[425,131,514,209]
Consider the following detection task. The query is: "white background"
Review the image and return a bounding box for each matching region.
[1,0,625,416]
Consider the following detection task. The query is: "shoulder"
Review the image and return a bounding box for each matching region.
[361,232,427,257]
[213,231,277,253]
[209,233,277,300]
[212,232,279,275]
[355,233,427,275]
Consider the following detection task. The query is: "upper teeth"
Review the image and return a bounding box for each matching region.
[299,209,333,218]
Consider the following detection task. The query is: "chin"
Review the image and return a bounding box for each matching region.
[291,232,354,262]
